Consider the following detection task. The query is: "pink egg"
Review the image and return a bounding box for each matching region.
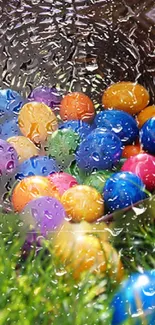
[48,172,78,196]
[121,153,155,191]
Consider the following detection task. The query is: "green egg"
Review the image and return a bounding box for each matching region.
[64,161,87,184]
[84,170,113,193]
[46,129,80,169]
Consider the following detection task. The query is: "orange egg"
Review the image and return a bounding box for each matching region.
[12,176,60,212]
[7,136,39,163]
[122,144,144,158]
[102,82,150,115]
[18,102,58,144]
[61,185,104,223]
[53,221,124,281]
[60,92,95,123]
[136,105,155,128]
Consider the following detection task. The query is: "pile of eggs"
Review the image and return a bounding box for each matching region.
[0,82,155,282]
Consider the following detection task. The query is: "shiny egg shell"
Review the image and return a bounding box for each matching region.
[122,153,155,191]
[60,92,95,123]
[102,82,150,115]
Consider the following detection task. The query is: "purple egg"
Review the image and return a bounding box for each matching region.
[28,86,61,111]
[0,139,18,176]
[22,196,66,237]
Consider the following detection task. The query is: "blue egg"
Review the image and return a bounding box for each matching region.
[16,156,59,180]
[140,117,155,155]
[75,128,122,172]
[94,110,139,145]
[112,270,155,325]
[103,171,147,212]
[0,89,25,117]
[59,120,95,140]
[0,117,21,140]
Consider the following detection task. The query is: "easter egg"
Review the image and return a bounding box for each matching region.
[76,128,122,172]
[140,117,155,155]
[84,170,113,194]
[0,139,18,176]
[64,161,87,184]
[48,172,78,196]
[7,136,39,163]
[137,105,155,128]
[47,129,80,169]
[102,82,150,115]
[61,185,104,223]
[59,120,95,140]
[54,220,112,247]
[21,196,66,237]
[16,156,59,180]
[103,172,148,213]
[60,92,95,123]
[122,144,143,158]
[53,221,124,280]
[28,86,61,110]
[121,153,155,191]
[94,110,138,145]
[0,88,25,117]
[11,176,60,212]
[112,270,155,325]
[18,102,58,144]
[0,118,21,140]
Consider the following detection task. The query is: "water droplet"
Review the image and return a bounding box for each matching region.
[92,152,100,161]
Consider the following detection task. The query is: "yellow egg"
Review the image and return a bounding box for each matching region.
[7,136,39,163]
[18,102,58,144]
[102,82,150,115]
[53,221,124,281]
[61,185,104,223]
[136,105,155,128]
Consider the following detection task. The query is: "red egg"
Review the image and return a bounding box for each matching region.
[48,172,78,196]
[121,153,155,191]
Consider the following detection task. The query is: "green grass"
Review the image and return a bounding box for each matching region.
[0,206,154,325]
[0,233,114,325]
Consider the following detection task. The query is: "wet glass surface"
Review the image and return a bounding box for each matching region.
[0,1,155,324]
[0,0,154,104]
